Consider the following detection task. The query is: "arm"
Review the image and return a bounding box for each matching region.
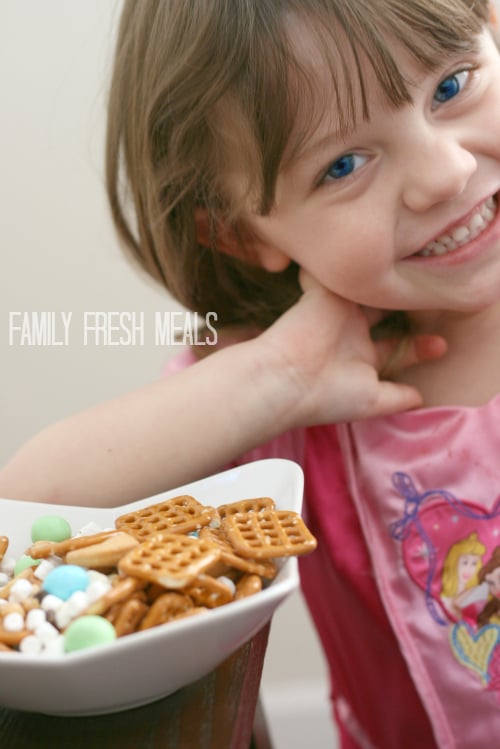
[0,280,444,507]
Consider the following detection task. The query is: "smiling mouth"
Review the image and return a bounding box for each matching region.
[417,195,497,257]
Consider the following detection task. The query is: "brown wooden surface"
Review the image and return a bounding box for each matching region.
[0,624,271,749]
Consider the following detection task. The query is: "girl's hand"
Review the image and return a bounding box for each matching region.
[257,270,446,427]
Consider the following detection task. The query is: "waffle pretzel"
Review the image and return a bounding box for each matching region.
[118,533,221,589]
[222,509,317,559]
[199,526,277,580]
[217,497,275,518]
[115,495,218,541]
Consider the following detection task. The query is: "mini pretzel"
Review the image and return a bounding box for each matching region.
[27,530,119,560]
[111,598,149,637]
[0,628,31,647]
[235,573,263,599]
[222,509,317,559]
[139,592,193,630]
[118,533,221,589]
[115,495,218,541]
[183,574,234,608]
[199,527,277,580]
[217,497,276,518]
[0,536,9,563]
[170,606,209,622]
[65,532,139,569]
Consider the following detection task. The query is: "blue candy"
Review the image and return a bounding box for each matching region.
[42,565,90,601]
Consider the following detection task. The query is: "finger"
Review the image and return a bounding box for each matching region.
[376,334,447,378]
[362,381,423,419]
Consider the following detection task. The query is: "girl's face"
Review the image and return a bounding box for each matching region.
[245,27,500,315]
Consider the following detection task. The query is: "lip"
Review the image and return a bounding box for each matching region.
[405,191,500,268]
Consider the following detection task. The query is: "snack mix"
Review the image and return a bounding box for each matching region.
[0,495,317,655]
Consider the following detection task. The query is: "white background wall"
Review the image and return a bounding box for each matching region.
[0,2,334,745]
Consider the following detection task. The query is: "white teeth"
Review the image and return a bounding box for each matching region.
[417,196,497,257]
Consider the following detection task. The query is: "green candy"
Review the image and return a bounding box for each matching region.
[14,555,41,575]
[31,515,72,543]
[64,616,117,653]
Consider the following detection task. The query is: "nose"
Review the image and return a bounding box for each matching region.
[402,131,477,212]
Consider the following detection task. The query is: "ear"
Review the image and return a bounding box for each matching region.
[194,208,291,272]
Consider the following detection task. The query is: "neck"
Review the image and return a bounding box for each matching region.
[396,301,500,407]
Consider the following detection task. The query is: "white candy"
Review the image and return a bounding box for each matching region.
[26,608,47,631]
[55,605,73,630]
[35,621,59,643]
[77,522,104,536]
[42,635,64,656]
[3,612,25,632]
[9,578,34,602]
[66,590,90,617]
[86,578,112,604]
[34,558,59,581]
[19,635,43,655]
[217,576,236,596]
[0,572,9,586]
[41,594,63,613]
[0,556,16,574]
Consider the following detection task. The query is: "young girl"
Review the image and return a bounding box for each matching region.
[2,0,500,746]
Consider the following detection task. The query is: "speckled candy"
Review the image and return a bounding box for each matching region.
[42,565,90,601]
[31,515,72,543]
[64,615,117,652]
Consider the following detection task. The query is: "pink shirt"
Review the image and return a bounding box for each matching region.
[164,351,500,748]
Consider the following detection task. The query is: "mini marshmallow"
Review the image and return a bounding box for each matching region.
[34,558,60,581]
[86,578,112,604]
[9,578,34,603]
[54,606,73,631]
[26,608,47,631]
[35,620,60,643]
[19,635,43,655]
[41,594,63,613]
[42,635,64,656]
[0,556,16,574]
[0,572,9,586]
[65,590,90,618]
[77,522,104,537]
[3,612,25,632]
[217,576,236,596]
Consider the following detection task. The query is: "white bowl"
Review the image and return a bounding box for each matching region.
[0,458,303,715]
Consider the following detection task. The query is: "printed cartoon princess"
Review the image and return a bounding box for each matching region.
[477,546,500,627]
[440,533,486,622]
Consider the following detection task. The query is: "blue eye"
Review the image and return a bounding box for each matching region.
[325,153,367,181]
[433,70,469,104]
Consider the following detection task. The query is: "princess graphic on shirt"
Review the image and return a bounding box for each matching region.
[440,533,487,622]
[477,547,500,628]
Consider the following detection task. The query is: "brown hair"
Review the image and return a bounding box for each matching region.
[105,0,490,329]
